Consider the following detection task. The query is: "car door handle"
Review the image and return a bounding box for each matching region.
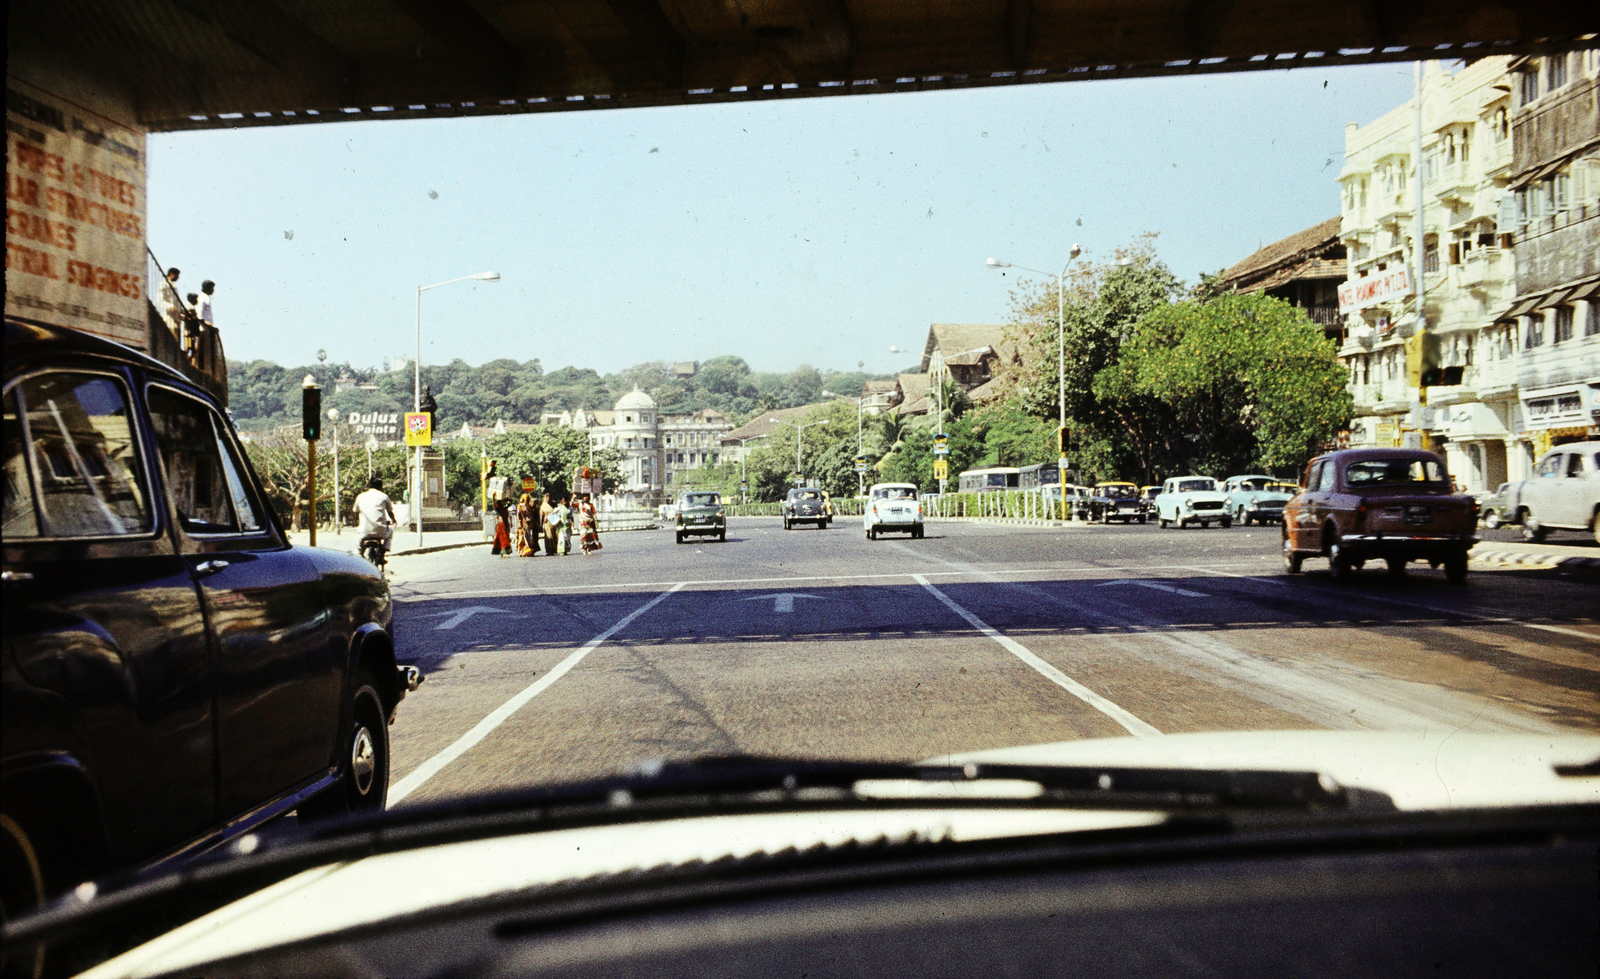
[194,559,231,576]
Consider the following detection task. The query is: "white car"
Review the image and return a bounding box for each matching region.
[864,482,924,539]
[1156,476,1233,529]
[1513,441,1600,543]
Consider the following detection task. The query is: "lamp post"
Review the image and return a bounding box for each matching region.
[365,435,378,481]
[327,407,342,535]
[414,270,500,547]
[823,390,872,495]
[727,435,765,501]
[987,244,1081,517]
[774,418,829,485]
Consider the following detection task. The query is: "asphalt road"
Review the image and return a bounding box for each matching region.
[381,516,1600,808]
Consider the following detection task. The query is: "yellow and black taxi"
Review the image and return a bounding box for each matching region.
[2,319,419,919]
[674,490,726,543]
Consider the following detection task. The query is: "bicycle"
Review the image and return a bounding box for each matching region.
[359,534,388,573]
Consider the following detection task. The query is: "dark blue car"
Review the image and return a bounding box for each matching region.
[2,319,419,918]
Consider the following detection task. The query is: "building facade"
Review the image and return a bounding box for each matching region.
[542,388,733,503]
[1218,216,1347,339]
[1337,57,1522,492]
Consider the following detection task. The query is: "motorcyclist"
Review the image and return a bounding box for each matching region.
[353,476,397,556]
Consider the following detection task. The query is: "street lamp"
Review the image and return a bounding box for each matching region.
[327,407,343,535]
[771,417,829,485]
[414,270,500,546]
[823,389,874,495]
[726,435,766,501]
[987,244,1081,518]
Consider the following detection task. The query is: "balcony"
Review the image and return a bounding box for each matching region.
[1457,249,1506,291]
[1473,359,1519,401]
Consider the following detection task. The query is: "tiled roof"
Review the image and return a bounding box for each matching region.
[897,373,929,402]
[919,323,1009,373]
[718,402,825,443]
[1220,216,1343,289]
[1248,257,1348,293]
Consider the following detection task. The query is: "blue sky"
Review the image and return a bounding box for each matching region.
[147,62,1419,376]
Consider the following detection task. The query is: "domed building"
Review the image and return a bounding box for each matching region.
[541,387,732,505]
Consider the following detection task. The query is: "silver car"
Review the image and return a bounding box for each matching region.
[1515,442,1600,543]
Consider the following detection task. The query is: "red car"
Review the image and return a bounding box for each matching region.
[1282,449,1477,582]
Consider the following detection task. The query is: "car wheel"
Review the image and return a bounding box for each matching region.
[1483,509,1501,530]
[1385,556,1406,576]
[1282,537,1303,575]
[300,670,390,820]
[1592,511,1600,546]
[718,531,726,542]
[1200,520,1210,529]
[867,525,877,540]
[1520,511,1546,543]
[1138,515,1147,524]
[1158,517,1168,528]
[783,518,791,531]
[1219,516,1232,529]
[1329,537,1354,581]
[675,532,684,544]
[1445,553,1469,584]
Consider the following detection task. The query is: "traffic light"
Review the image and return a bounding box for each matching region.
[1404,331,1442,388]
[301,384,321,440]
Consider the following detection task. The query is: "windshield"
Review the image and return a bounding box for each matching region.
[13,16,1598,974]
[1345,459,1447,487]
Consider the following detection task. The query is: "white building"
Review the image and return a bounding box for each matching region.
[1337,58,1519,491]
[1337,54,1600,491]
[544,388,732,503]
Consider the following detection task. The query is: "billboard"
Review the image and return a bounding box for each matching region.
[5,77,148,348]
[345,411,405,443]
[1337,266,1412,314]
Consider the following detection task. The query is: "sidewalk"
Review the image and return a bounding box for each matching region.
[285,528,487,557]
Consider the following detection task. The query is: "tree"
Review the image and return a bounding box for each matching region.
[880,428,935,494]
[475,428,625,498]
[1094,292,1352,479]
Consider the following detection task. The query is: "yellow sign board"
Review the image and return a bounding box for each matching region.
[933,458,948,479]
[404,412,433,446]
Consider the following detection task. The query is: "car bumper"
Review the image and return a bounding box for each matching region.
[1338,534,1477,559]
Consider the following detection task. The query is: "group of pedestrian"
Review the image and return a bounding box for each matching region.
[159,267,216,359]
[490,489,603,558]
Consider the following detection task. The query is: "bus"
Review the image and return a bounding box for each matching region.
[1018,462,1081,492]
[958,467,1021,494]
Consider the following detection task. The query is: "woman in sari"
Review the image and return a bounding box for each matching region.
[516,490,539,556]
[549,496,572,556]
[490,498,513,557]
[540,493,557,555]
[577,493,602,555]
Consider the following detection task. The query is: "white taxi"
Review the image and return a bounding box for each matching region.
[864,482,924,539]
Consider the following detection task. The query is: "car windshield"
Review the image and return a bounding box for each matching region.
[12,12,1598,976]
[1345,459,1447,487]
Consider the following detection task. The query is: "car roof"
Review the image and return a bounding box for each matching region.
[1312,448,1444,465]
[6,317,189,386]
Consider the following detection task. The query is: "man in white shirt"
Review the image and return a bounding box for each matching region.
[353,477,397,552]
[197,279,215,329]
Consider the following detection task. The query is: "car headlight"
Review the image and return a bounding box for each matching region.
[1182,499,1192,509]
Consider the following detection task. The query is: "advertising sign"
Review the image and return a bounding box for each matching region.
[933,433,949,456]
[404,412,433,447]
[5,77,149,348]
[344,411,405,443]
[854,454,868,473]
[933,458,948,479]
[1337,266,1412,314]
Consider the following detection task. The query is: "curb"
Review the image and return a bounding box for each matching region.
[1468,547,1600,572]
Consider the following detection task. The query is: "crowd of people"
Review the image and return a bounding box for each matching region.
[490,488,603,558]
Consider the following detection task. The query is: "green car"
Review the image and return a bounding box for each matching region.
[675,491,726,543]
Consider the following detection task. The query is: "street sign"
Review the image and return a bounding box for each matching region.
[521,476,536,492]
[933,432,948,456]
[854,454,868,473]
[933,458,948,479]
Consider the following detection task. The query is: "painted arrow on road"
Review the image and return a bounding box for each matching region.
[739,593,824,613]
[424,606,530,630]
[1093,579,1208,598]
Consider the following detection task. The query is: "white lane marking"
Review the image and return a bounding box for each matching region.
[396,563,1271,602]
[422,605,529,630]
[387,582,688,806]
[910,573,1161,738]
[1181,566,1600,642]
[737,592,823,613]
[1094,579,1208,598]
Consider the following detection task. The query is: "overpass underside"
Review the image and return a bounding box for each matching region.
[13,1,1600,133]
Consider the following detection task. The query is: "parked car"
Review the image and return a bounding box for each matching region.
[1222,475,1296,526]
[864,482,924,539]
[1036,483,1090,520]
[1513,442,1600,543]
[2,319,420,919]
[1088,481,1144,523]
[1139,485,1162,520]
[1281,448,1478,581]
[783,486,828,530]
[1155,476,1232,528]
[674,490,726,543]
[1476,481,1519,530]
